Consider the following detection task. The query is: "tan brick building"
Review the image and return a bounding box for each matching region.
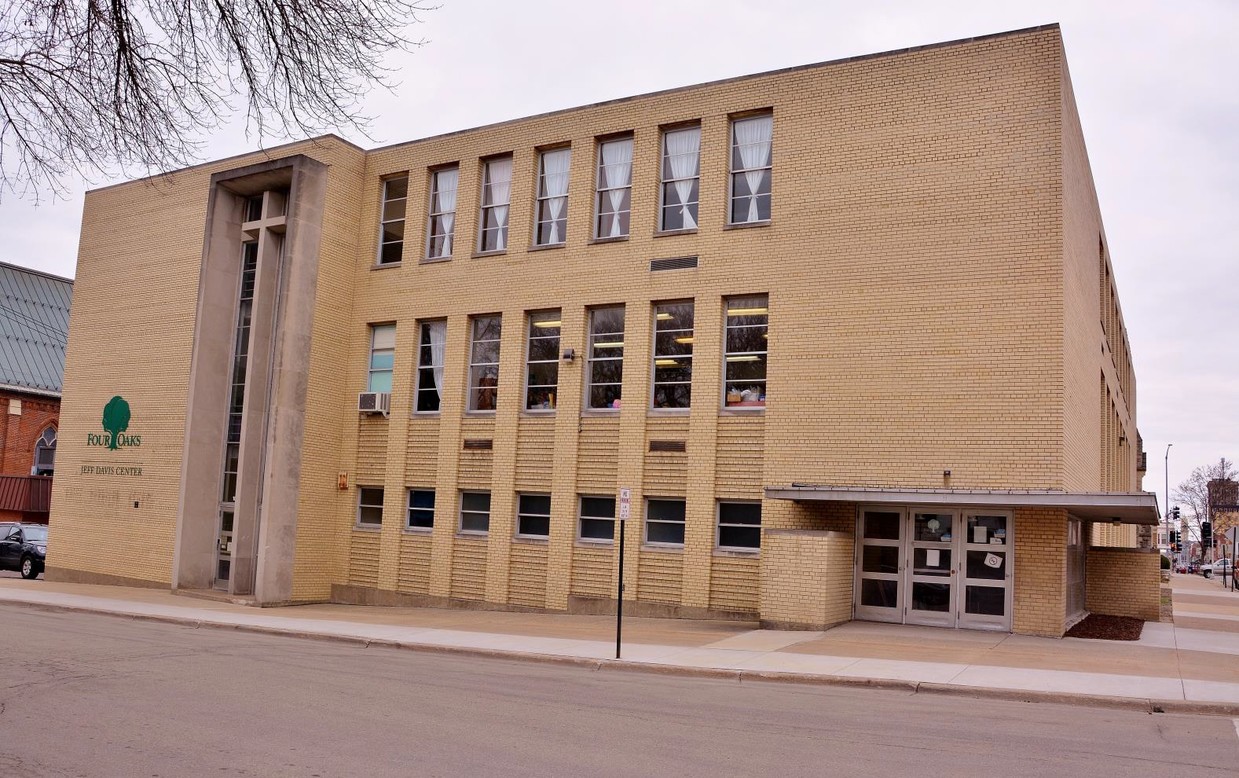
[49,24,1158,637]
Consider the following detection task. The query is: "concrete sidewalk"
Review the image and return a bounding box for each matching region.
[3,573,1238,715]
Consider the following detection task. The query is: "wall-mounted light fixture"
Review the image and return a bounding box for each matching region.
[562,348,575,362]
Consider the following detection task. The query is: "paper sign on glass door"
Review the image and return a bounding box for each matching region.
[926,549,940,567]
[984,553,1003,569]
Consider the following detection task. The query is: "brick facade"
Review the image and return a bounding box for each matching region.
[0,390,59,522]
[1085,548,1160,621]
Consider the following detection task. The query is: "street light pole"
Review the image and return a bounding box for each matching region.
[1165,443,1173,559]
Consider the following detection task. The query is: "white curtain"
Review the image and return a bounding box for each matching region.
[436,168,459,255]
[428,321,446,397]
[666,129,700,229]
[735,116,772,223]
[602,140,632,238]
[488,157,513,249]
[542,149,571,244]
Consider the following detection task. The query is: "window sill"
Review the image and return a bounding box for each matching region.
[412,411,442,418]
[528,242,566,253]
[514,536,550,544]
[521,410,557,418]
[649,407,691,415]
[641,543,685,552]
[576,538,615,548]
[723,220,772,232]
[420,256,452,265]
[581,408,622,416]
[589,235,630,246]
[471,250,507,259]
[720,406,766,415]
[371,261,403,271]
[464,410,497,417]
[456,531,489,539]
[653,228,698,238]
[403,526,433,535]
[353,524,382,532]
[714,547,760,558]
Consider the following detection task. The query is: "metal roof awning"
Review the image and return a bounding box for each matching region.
[764,485,1161,525]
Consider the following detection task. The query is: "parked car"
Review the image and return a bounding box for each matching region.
[0,523,47,579]
[1202,559,1233,579]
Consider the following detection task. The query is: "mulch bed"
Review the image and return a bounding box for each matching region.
[1065,614,1145,641]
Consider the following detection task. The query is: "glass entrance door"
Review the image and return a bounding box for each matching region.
[957,513,1012,630]
[854,509,905,623]
[214,509,234,589]
[906,512,956,627]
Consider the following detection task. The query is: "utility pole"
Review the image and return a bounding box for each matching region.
[1164,443,1172,556]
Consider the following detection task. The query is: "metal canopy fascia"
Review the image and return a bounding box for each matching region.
[764,486,1161,525]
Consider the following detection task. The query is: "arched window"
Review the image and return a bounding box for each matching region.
[34,426,56,476]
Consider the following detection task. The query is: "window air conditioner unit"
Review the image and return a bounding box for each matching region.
[358,391,391,416]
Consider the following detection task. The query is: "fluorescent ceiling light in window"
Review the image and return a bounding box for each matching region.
[728,307,768,315]
[655,312,673,320]
[594,341,624,348]
[532,320,561,328]
[726,355,760,362]
[674,337,694,344]
[654,359,679,366]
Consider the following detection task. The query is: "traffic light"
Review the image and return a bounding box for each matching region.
[1170,529,1179,551]
[1202,521,1212,549]
[1171,506,1181,522]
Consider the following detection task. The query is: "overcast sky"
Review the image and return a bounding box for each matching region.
[1,0,1234,510]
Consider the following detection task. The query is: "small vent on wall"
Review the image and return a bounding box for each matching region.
[648,440,687,453]
[463,438,493,451]
[650,256,698,272]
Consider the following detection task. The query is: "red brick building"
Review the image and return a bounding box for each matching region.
[0,261,72,523]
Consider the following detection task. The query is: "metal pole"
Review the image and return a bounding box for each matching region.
[1165,443,1172,558]
[616,517,625,659]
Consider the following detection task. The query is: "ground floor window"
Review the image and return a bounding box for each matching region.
[460,491,491,534]
[645,498,686,546]
[717,501,761,549]
[407,489,435,529]
[517,494,551,538]
[579,496,616,541]
[357,488,384,526]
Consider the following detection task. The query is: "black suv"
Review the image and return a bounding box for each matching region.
[0,523,47,579]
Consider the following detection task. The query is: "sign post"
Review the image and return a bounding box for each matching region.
[616,487,631,659]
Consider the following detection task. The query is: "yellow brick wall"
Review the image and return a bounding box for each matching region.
[1012,507,1068,637]
[1086,548,1160,621]
[760,530,854,628]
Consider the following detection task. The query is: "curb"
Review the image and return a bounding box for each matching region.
[5,595,1239,717]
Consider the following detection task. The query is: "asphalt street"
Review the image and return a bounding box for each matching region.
[1,605,1237,777]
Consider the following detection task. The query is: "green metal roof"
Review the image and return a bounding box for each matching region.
[0,262,71,396]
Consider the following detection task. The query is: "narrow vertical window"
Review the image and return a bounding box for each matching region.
[729,113,773,224]
[479,156,513,252]
[33,426,56,476]
[415,320,445,413]
[221,242,257,506]
[660,126,700,231]
[595,137,633,239]
[358,487,385,526]
[652,301,693,409]
[723,296,767,408]
[516,494,551,538]
[407,489,435,529]
[378,176,408,264]
[578,496,616,542]
[368,324,396,393]
[460,491,491,534]
[534,148,571,246]
[587,307,625,410]
[468,315,502,411]
[427,166,459,259]
[525,311,561,411]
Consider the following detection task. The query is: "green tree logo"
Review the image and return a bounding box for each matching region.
[101,396,131,450]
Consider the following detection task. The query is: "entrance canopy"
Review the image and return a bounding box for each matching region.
[765,485,1160,525]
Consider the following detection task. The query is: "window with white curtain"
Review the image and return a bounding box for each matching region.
[479,156,513,252]
[415,320,445,413]
[534,148,571,246]
[525,310,561,411]
[587,306,625,410]
[595,137,633,239]
[468,315,502,412]
[427,166,459,259]
[652,301,693,409]
[660,126,700,231]
[378,177,407,264]
[729,114,773,224]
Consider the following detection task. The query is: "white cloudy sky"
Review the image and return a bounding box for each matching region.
[2,0,1235,507]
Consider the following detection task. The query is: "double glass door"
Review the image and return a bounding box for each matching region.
[855,507,1012,631]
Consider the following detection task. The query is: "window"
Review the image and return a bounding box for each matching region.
[534,148,571,246]
[526,311,561,410]
[645,498,686,545]
[652,301,693,409]
[723,296,767,407]
[586,306,625,410]
[358,487,384,526]
[718,502,761,550]
[427,166,459,259]
[368,324,396,393]
[579,496,616,542]
[33,426,56,476]
[517,494,551,538]
[407,489,435,529]
[460,491,491,534]
[415,321,445,413]
[468,315,502,411]
[729,113,773,224]
[378,177,408,264]
[595,137,633,239]
[660,126,700,231]
[479,156,513,252]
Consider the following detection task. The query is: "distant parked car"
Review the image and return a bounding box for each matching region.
[0,523,47,579]
[1202,559,1233,579]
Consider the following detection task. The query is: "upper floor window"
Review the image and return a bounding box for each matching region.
[358,487,384,526]
[724,296,767,408]
[368,324,396,393]
[534,148,571,246]
[427,166,459,259]
[595,137,633,239]
[587,306,625,410]
[33,426,56,476]
[652,301,693,409]
[526,311,561,411]
[415,320,445,413]
[468,315,502,412]
[378,177,408,265]
[660,126,700,231]
[479,156,513,252]
[729,114,773,224]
